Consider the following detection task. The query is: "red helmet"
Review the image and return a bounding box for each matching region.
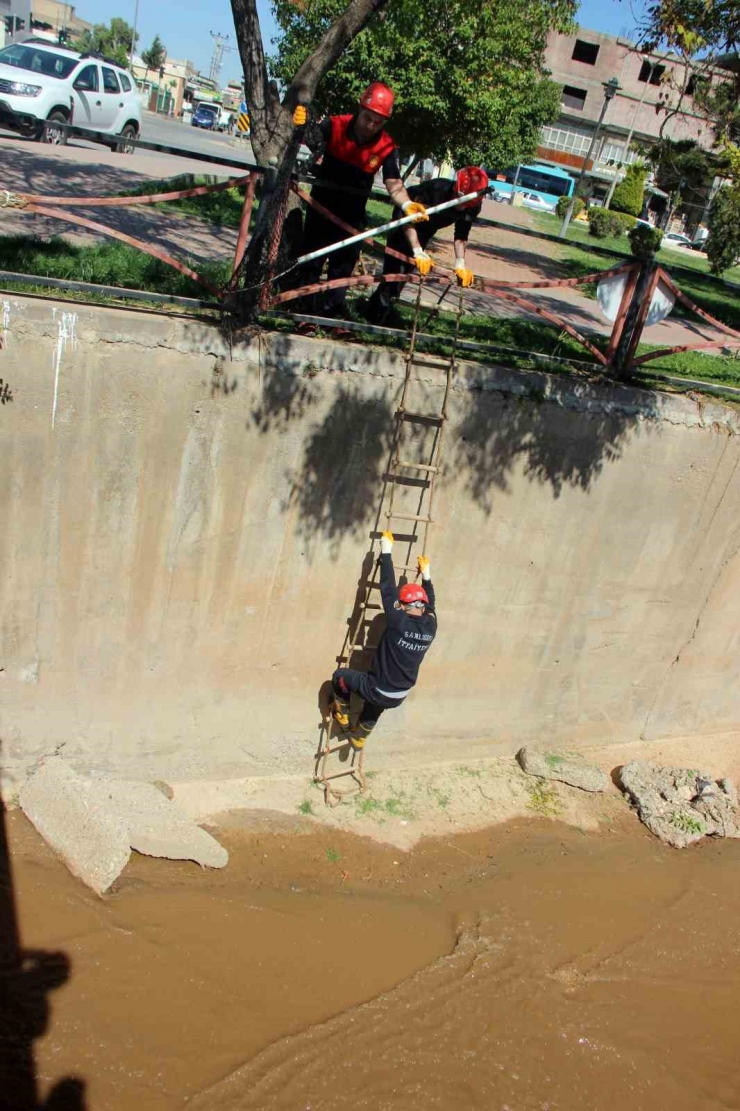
[359,82,395,119]
[398,583,429,606]
[455,166,489,209]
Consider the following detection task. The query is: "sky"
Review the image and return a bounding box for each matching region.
[82,0,649,84]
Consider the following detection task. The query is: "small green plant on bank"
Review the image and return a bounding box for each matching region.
[325,846,341,863]
[384,795,416,819]
[526,779,563,817]
[670,811,705,835]
[455,765,483,778]
[298,799,314,816]
[545,753,566,768]
[355,795,383,817]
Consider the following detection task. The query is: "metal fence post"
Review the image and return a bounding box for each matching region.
[611,259,660,378]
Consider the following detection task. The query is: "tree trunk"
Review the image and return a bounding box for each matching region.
[228,0,390,320]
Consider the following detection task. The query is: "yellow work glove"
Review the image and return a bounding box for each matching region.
[417,555,431,580]
[454,260,475,288]
[293,105,307,126]
[402,200,429,223]
[380,530,395,554]
[412,248,434,277]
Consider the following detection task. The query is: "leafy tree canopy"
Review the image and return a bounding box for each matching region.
[74,18,137,68]
[638,1,740,164]
[141,35,167,71]
[268,0,576,168]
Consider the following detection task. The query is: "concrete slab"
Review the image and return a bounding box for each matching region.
[19,757,228,895]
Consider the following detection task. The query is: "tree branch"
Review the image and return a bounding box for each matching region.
[286,0,391,108]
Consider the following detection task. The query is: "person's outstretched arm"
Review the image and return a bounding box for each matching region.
[379,531,397,617]
[418,555,436,621]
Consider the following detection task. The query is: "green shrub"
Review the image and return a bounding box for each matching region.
[588,208,626,238]
[628,224,663,259]
[556,195,584,219]
[611,163,647,217]
[707,185,740,275]
[614,211,637,232]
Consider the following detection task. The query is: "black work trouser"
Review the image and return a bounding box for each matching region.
[332,667,404,731]
[292,206,366,317]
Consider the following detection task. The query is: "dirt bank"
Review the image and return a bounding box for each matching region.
[4,792,740,1111]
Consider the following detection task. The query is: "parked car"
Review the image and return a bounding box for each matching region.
[519,190,556,213]
[490,189,508,202]
[191,102,218,129]
[662,231,693,250]
[0,38,141,149]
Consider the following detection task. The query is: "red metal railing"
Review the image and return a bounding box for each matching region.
[4,158,740,376]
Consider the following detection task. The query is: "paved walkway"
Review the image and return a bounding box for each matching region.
[1,138,737,356]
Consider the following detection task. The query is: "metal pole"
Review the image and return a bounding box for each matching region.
[604,58,660,210]
[129,0,140,68]
[509,163,522,205]
[294,189,488,269]
[558,77,621,239]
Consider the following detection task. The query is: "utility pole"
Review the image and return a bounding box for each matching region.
[604,56,665,210]
[129,0,140,68]
[208,31,232,86]
[558,77,621,239]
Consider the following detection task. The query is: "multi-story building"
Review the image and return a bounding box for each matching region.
[539,27,720,221]
[28,0,90,40]
[131,56,199,117]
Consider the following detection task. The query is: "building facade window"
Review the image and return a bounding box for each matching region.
[561,85,587,110]
[639,60,665,84]
[571,39,600,65]
[540,124,593,155]
[599,141,640,166]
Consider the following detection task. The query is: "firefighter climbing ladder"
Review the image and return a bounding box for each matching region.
[315,283,464,806]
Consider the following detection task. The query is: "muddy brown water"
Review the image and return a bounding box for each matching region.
[4,807,740,1111]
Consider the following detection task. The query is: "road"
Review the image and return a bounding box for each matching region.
[0,110,257,179]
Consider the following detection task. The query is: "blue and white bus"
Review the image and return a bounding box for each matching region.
[487,163,575,209]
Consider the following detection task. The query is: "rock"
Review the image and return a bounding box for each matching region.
[105,780,229,869]
[19,757,228,895]
[516,746,609,793]
[19,759,131,895]
[618,762,740,848]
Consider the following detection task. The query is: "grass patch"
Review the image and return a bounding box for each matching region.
[532,211,740,332]
[545,753,566,767]
[384,795,416,819]
[325,846,341,863]
[120,173,251,228]
[298,800,314,816]
[0,234,229,300]
[526,779,563,818]
[355,796,383,817]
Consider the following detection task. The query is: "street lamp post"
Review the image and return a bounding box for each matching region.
[558,77,621,239]
[603,57,661,210]
[129,0,140,69]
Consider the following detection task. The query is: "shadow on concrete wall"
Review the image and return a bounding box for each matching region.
[0,746,87,1110]
[287,386,395,550]
[453,380,660,512]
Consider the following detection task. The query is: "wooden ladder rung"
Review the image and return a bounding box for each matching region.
[397,409,445,424]
[317,768,362,783]
[396,460,439,472]
[395,564,421,572]
[386,511,432,523]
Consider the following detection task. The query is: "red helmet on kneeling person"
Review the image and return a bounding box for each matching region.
[455,166,489,209]
[399,582,429,606]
